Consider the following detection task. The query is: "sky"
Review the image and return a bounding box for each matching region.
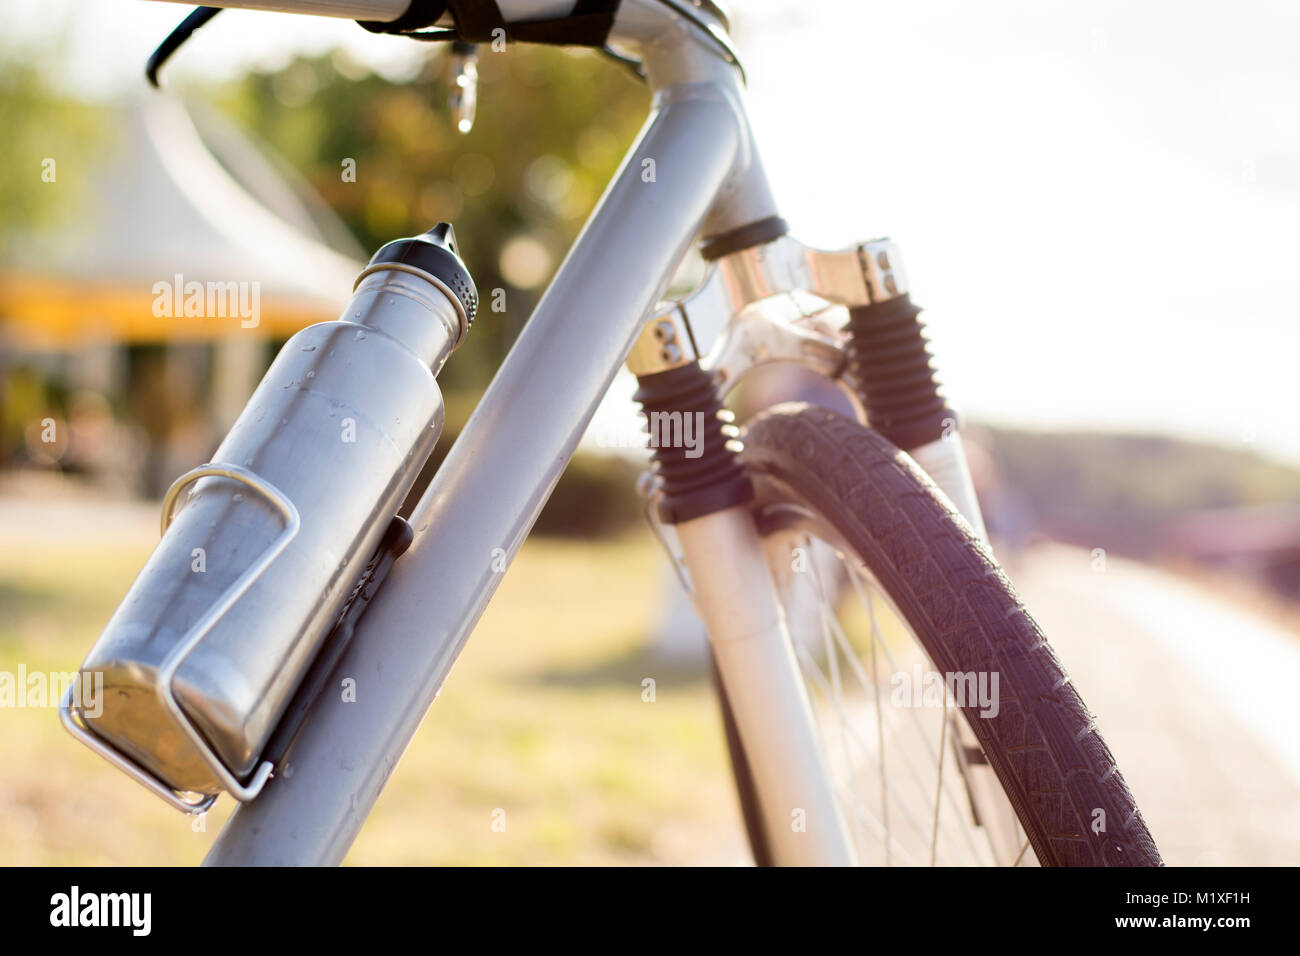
[8,0,1300,464]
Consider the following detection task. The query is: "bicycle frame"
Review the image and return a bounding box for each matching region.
[134,0,988,866]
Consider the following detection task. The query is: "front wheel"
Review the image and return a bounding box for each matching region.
[718,403,1161,866]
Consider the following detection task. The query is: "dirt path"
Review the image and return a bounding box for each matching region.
[0,488,158,548]
[1009,543,1300,866]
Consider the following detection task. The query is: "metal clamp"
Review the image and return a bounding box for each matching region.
[157,463,300,802]
[60,685,218,814]
[713,233,910,313]
[626,306,700,376]
[64,463,300,812]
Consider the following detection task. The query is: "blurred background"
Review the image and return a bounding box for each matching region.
[1,0,1298,865]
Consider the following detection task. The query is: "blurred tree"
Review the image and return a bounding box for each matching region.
[0,45,109,252]
[208,42,650,391]
[0,44,109,466]
[980,426,1300,557]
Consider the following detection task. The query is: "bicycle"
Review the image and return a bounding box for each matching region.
[61,0,1162,867]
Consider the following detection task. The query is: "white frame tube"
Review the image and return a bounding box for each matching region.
[676,508,857,865]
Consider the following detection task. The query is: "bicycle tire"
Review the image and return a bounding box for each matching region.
[719,402,1162,867]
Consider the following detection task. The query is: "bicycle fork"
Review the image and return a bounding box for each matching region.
[629,297,856,865]
[629,229,1004,866]
[683,508,858,865]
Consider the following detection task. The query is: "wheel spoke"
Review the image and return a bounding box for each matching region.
[930,687,949,867]
[764,526,996,866]
[795,641,943,857]
[844,563,988,863]
[806,553,985,864]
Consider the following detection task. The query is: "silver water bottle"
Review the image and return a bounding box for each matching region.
[67,224,477,805]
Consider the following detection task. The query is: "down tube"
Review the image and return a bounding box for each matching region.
[205,88,747,865]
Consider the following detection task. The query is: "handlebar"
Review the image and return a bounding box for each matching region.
[142,1,744,94]
[141,1,588,27]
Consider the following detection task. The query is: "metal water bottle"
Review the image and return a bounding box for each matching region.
[68,224,477,804]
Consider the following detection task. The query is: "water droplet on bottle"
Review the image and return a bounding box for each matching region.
[305,370,315,380]
[355,330,367,340]
[300,344,317,352]
[232,493,244,502]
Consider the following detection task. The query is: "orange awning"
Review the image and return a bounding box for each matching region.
[1,273,338,347]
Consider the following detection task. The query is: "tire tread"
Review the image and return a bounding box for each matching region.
[741,403,1162,867]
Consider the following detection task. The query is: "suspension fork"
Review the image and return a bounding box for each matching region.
[628,307,857,867]
[634,226,1021,865]
[707,229,1021,864]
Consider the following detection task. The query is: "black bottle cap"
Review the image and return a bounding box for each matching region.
[367,223,478,328]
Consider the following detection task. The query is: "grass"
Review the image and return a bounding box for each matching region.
[0,532,748,865]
